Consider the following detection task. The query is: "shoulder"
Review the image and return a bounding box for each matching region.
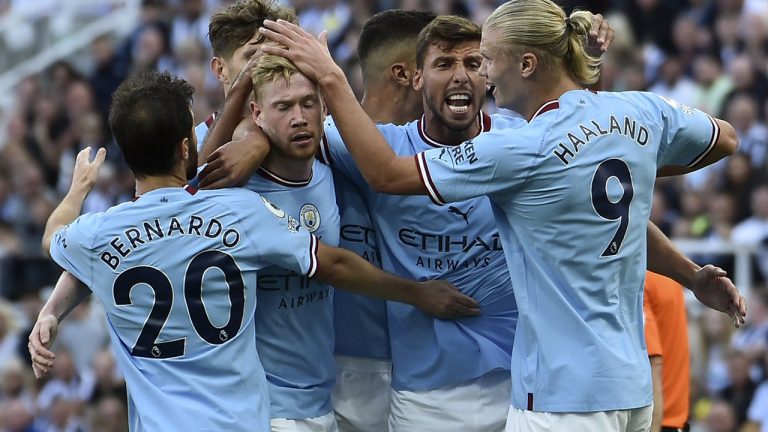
[489,113,526,130]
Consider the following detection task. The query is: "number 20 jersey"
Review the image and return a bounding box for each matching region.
[50,186,318,431]
[418,90,719,412]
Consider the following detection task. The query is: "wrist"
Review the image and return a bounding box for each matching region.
[66,183,92,200]
[318,67,347,92]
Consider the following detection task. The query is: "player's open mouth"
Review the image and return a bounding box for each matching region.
[486,83,496,95]
[446,93,471,114]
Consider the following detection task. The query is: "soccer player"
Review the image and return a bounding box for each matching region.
[644,271,691,432]
[28,71,478,431]
[257,2,747,430]
[196,0,298,188]
[329,10,435,432]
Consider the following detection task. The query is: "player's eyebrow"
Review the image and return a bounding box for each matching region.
[431,55,457,64]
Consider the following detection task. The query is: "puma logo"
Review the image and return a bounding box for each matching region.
[448,205,474,224]
[432,148,450,162]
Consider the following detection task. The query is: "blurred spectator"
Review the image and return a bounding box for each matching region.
[35,351,94,431]
[88,396,127,432]
[88,35,129,122]
[0,301,20,367]
[693,53,733,116]
[719,152,761,224]
[744,352,768,432]
[169,0,210,55]
[723,55,768,118]
[731,291,768,379]
[699,308,736,394]
[732,185,768,248]
[724,93,768,171]
[718,349,758,427]
[88,350,125,404]
[54,298,109,376]
[700,399,737,432]
[649,55,701,107]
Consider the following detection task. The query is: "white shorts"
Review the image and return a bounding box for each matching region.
[505,404,653,432]
[271,412,339,432]
[389,369,510,432]
[331,355,392,432]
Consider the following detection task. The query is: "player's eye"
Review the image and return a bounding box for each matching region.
[302,101,315,108]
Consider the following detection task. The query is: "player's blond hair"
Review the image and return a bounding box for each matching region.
[485,0,601,85]
[250,49,300,100]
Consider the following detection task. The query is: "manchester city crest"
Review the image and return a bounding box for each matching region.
[300,203,321,233]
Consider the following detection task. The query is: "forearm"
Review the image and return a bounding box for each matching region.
[313,243,420,305]
[39,272,91,322]
[319,72,424,194]
[199,85,252,164]
[42,186,89,254]
[646,222,699,287]
[650,356,663,432]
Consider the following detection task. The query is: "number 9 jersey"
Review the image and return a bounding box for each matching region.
[416,89,719,413]
[49,185,318,431]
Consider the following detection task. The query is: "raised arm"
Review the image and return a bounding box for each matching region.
[28,272,91,378]
[42,147,105,255]
[313,242,480,319]
[260,20,426,195]
[198,53,271,189]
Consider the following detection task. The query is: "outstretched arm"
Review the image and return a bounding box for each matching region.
[647,222,746,327]
[314,242,481,319]
[260,20,425,195]
[42,147,105,255]
[28,272,90,378]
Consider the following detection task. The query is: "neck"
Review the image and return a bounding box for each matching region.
[135,171,188,196]
[521,74,581,121]
[361,81,420,125]
[422,110,482,146]
[262,155,313,182]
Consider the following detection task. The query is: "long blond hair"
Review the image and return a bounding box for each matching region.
[485,0,601,85]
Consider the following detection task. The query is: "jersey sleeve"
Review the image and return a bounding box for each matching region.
[643,283,662,358]
[238,191,319,277]
[416,128,537,205]
[651,94,720,168]
[48,212,102,288]
[321,117,404,189]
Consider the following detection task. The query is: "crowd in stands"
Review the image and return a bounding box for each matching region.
[1,0,768,430]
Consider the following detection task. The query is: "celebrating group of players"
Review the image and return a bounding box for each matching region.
[26,0,748,431]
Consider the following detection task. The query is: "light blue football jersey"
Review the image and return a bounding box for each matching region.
[418,90,720,412]
[323,113,524,391]
[49,186,319,431]
[245,160,341,420]
[329,167,390,360]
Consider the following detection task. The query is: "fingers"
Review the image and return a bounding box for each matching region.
[198,159,225,189]
[602,27,615,52]
[93,147,107,166]
[76,146,92,163]
[455,293,480,310]
[40,322,50,344]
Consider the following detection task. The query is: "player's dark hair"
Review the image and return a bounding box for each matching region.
[415,15,481,69]
[108,71,194,178]
[357,10,436,74]
[209,0,297,59]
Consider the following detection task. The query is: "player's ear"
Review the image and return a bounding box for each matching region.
[211,56,228,85]
[413,68,423,91]
[250,100,264,127]
[520,52,537,78]
[391,63,412,87]
[180,138,190,160]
